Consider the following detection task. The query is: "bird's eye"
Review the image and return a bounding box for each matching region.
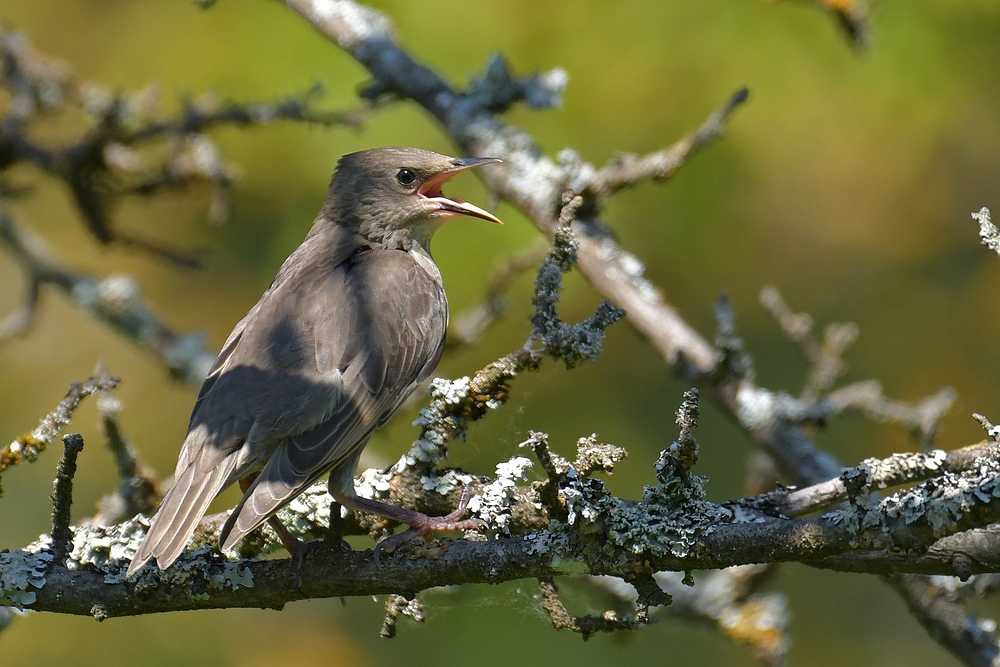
[396,168,417,186]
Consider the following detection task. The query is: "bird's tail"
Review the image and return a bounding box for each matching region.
[127,458,235,577]
[218,443,320,552]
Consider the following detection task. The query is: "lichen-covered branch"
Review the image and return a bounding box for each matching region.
[4,371,1000,639]
[49,433,84,564]
[530,206,626,368]
[8,430,1000,619]
[782,441,1000,516]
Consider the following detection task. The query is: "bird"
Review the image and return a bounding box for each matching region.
[127,147,502,577]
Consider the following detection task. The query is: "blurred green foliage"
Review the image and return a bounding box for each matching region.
[1,1,999,665]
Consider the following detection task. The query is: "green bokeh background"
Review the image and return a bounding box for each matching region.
[2,1,1000,665]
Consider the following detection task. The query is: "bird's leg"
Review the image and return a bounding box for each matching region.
[267,516,309,567]
[239,475,309,590]
[324,477,351,549]
[334,484,482,564]
[327,500,347,542]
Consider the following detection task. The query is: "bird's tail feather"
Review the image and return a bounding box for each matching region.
[127,459,235,577]
[219,449,317,552]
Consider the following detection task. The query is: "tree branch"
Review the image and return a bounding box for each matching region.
[0,205,217,385]
[12,448,1000,619]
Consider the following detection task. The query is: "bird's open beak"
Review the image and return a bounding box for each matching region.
[419,157,503,224]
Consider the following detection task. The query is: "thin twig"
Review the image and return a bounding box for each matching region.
[49,433,85,565]
[449,241,548,348]
[585,87,749,204]
[538,577,647,640]
[92,390,162,526]
[380,593,424,638]
[0,375,118,495]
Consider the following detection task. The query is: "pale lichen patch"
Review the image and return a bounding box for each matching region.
[66,516,149,583]
[468,456,533,535]
[0,542,52,608]
[207,561,253,591]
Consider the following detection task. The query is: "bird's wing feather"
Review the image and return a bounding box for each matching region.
[175,225,363,472]
[129,223,365,574]
[220,247,448,548]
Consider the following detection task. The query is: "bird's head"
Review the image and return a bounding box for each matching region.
[325,147,502,248]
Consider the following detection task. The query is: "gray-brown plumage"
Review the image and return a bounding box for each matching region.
[127,147,501,576]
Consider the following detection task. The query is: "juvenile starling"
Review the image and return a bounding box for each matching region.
[127,147,501,576]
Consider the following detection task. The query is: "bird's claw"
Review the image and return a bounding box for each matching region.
[371,484,482,567]
[288,541,310,594]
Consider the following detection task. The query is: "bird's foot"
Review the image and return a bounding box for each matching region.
[267,516,309,593]
[287,541,310,593]
[337,485,482,566]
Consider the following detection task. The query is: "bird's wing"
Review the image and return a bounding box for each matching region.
[220,247,448,549]
[129,223,364,575]
[174,224,365,473]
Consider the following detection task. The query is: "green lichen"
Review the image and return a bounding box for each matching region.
[207,561,254,591]
[573,435,627,478]
[605,484,731,559]
[863,450,947,488]
[63,515,149,583]
[0,545,52,608]
[131,546,256,594]
[277,483,335,544]
[825,452,1000,549]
